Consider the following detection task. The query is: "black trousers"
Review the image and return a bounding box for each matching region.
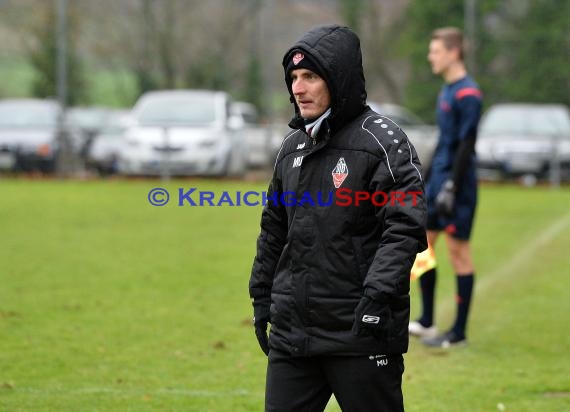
[265,350,404,412]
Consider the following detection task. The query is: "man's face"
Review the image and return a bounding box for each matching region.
[427,39,458,76]
[291,68,331,120]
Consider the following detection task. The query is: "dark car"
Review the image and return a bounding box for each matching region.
[476,103,570,181]
[0,99,62,173]
[0,99,86,174]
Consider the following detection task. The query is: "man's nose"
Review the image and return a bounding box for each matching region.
[292,79,305,95]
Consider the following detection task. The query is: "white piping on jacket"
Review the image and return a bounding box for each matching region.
[361,115,396,183]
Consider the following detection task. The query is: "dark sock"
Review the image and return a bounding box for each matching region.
[418,268,436,327]
[452,274,474,339]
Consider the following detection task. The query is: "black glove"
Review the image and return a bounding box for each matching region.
[435,179,455,218]
[252,297,270,356]
[352,295,391,338]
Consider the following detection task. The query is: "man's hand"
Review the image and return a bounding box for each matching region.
[352,295,391,338]
[435,179,455,218]
[252,297,270,355]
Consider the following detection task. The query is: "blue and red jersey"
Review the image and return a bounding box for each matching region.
[430,75,482,176]
[425,75,483,239]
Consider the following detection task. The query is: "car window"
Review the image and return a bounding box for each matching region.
[240,111,258,125]
[230,103,259,125]
[100,113,131,133]
[135,95,217,126]
[0,102,58,128]
[481,107,570,137]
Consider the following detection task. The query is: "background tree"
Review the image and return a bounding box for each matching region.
[359,0,404,103]
[400,0,568,121]
[498,0,569,105]
[28,2,87,105]
[340,0,364,33]
[0,0,567,119]
[398,0,465,122]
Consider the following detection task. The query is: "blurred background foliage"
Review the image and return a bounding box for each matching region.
[401,0,569,120]
[0,0,567,121]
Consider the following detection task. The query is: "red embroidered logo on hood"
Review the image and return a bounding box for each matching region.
[292,52,304,65]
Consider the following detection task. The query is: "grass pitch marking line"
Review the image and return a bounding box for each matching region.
[476,210,570,294]
[438,210,570,314]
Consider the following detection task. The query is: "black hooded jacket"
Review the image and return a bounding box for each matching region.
[250,25,427,356]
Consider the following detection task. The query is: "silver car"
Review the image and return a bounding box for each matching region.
[476,104,570,180]
[118,90,248,177]
[85,110,132,176]
[231,102,289,169]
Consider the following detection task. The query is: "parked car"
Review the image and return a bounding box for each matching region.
[368,102,438,171]
[68,106,127,160]
[476,103,570,180]
[0,98,81,173]
[85,110,132,176]
[117,90,248,177]
[231,102,288,169]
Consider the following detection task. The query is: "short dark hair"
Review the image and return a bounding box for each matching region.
[431,27,464,60]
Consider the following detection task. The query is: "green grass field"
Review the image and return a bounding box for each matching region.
[1,178,569,411]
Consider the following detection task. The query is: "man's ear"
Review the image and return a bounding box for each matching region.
[451,46,462,61]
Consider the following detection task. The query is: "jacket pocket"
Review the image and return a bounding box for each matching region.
[307,296,360,331]
[388,294,410,345]
[270,294,292,332]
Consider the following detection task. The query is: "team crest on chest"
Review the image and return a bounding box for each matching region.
[332,157,348,188]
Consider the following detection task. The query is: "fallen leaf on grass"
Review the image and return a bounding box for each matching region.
[212,341,226,350]
[0,311,21,319]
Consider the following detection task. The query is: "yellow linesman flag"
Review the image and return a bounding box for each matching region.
[410,244,436,281]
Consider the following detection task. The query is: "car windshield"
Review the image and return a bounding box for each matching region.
[67,108,132,134]
[480,107,570,137]
[135,94,218,127]
[0,102,58,128]
[100,113,131,133]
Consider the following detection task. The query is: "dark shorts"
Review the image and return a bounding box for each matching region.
[265,349,404,412]
[426,171,477,240]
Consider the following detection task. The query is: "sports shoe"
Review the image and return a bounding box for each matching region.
[422,330,467,348]
[408,320,438,339]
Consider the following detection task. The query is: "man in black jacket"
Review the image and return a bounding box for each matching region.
[249,25,427,411]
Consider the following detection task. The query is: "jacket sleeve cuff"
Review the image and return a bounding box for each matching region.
[363,288,390,303]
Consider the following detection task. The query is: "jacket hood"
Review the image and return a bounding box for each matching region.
[283,24,367,133]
